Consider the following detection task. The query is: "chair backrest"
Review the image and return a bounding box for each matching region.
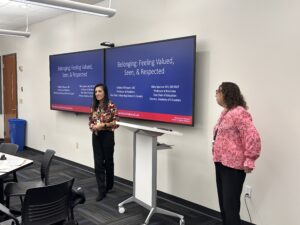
[21,178,74,225]
[40,149,55,185]
[0,143,19,155]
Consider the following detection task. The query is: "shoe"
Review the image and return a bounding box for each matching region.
[96,193,106,201]
[106,186,113,193]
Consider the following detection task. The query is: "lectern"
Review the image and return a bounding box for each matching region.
[117,121,185,225]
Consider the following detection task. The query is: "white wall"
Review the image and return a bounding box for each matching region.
[1,1,299,224]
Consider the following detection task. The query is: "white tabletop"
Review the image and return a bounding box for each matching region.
[0,154,33,177]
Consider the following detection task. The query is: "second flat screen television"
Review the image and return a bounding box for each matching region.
[50,49,104,113]
[106,36,196,126]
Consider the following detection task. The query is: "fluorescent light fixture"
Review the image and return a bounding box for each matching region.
[11,0,116,17]
[0,29,31,38]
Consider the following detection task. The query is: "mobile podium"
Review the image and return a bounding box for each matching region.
[117,121,185,225]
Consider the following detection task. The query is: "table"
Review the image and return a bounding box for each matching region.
[0,154,33,203]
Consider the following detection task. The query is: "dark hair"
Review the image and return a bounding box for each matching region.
[92,83,109,111]
[219,82,248,110]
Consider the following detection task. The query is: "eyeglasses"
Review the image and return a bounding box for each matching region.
[216,88,222,93]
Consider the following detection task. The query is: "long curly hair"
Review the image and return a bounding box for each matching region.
[91,83,109,111]
[219,82,248,110]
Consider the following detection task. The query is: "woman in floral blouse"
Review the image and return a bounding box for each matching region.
[89,83,119,201]
[213,82,261,225]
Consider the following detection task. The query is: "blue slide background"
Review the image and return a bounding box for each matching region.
[50,49,104,110]
[105,37,195,116]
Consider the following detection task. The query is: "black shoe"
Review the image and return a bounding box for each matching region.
[106,187,113,193]
[96,193,106,201]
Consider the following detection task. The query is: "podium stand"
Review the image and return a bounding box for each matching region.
[117,122,185,225]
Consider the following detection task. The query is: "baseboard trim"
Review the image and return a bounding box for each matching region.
[24,146,255,225]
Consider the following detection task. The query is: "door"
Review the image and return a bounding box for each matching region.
[3,54,17,143]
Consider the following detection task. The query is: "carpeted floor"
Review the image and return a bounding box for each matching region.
[8,149,222,225]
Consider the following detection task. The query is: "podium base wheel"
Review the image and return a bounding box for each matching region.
[118,206,125,214]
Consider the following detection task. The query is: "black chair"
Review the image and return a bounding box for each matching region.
[0,143,19,155]
[0,178,75,225]
[4,149,56,207]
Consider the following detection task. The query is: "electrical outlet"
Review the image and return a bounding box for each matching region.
[76,142,79,149]
[245,185,252,198]
[43,135,46,141]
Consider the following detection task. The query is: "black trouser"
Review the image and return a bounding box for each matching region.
[92,131,115,196]
[215,162,246,225]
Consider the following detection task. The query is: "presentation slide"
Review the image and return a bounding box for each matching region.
[106,36,195,125]
[50,49,104,113]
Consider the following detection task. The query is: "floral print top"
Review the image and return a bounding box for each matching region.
[89,101,119,131]
[213,106,261,170]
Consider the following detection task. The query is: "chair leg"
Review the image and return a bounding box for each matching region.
[20,196,24,208]
[13,172,18,182]
[70,209,74,220]
[5,195,10,208]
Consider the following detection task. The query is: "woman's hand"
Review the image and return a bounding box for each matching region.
[89,124,94,131]
[92,123,105,131]
[244,167,253,173]
[90,124,98,132]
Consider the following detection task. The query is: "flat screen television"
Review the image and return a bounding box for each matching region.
[50,49,104,113]
[105,36,196,126]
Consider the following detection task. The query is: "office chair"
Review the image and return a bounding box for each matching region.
[0,143,19,155]
[0,178,75,225]
[4,149,56,207]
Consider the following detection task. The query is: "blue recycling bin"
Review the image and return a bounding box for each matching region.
[8,118,26,151]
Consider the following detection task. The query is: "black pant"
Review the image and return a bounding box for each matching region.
[92,131,115,196]
[215,162,246,225]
